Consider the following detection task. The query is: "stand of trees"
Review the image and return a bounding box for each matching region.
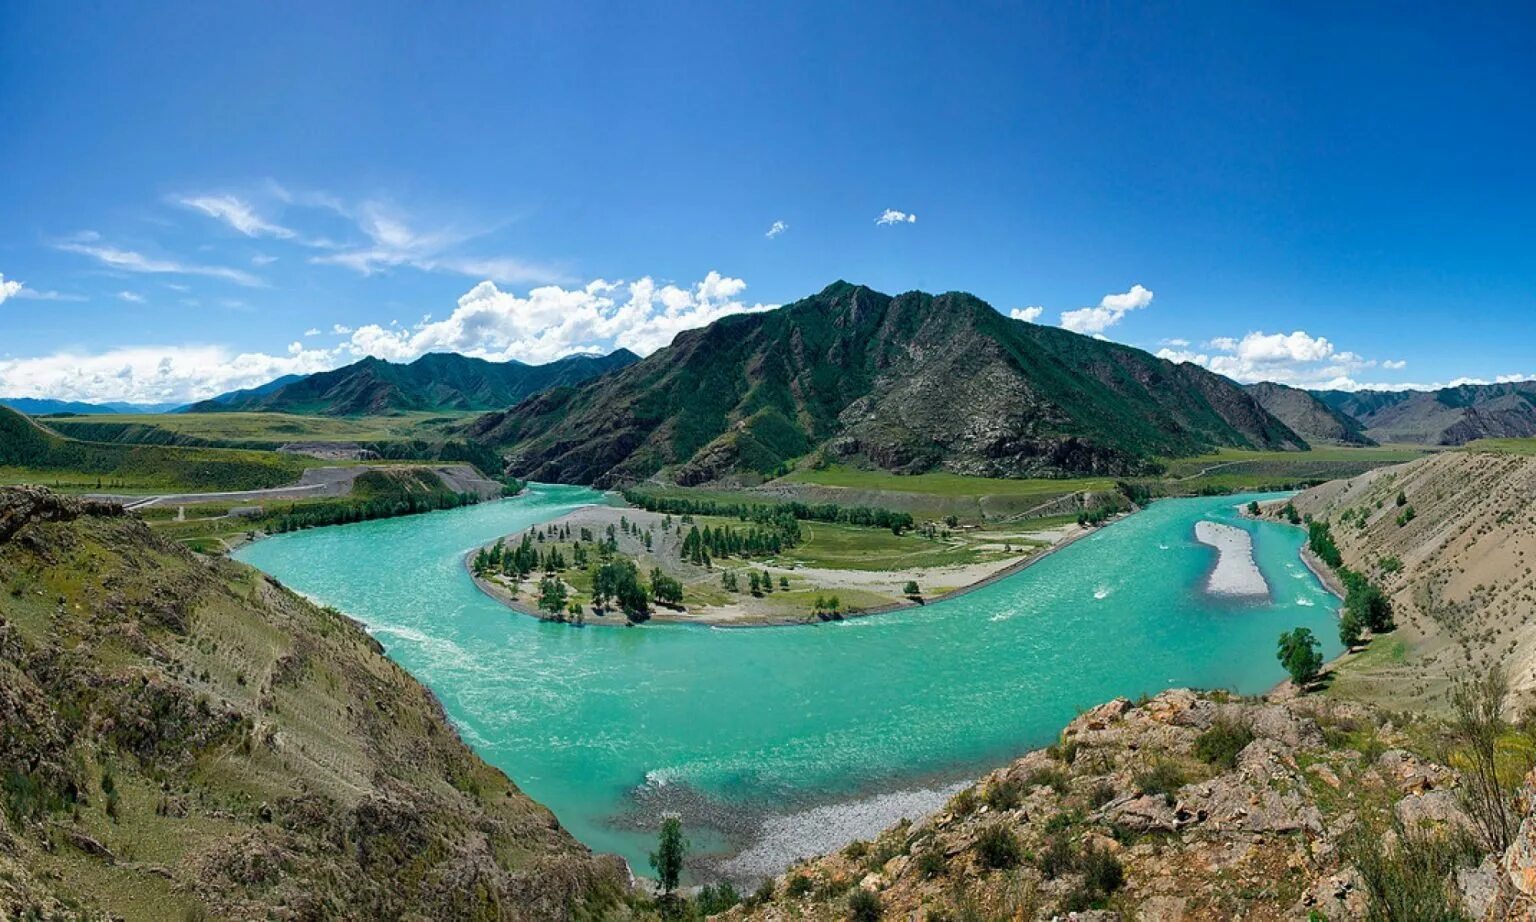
[272,486,482,533]
[624,489,914,535]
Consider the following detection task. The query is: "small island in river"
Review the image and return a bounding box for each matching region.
[1193,519,1270,598]
[468,502,1089,626]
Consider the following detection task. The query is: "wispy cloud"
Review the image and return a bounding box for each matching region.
[0,272,88,304]
[54,232,264,287]
[765,220,788,239]
[176,194,295,239]
[117,291,146,303]
[875,208,917,225]
[307,199,565,284]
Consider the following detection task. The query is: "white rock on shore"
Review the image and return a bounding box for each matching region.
[1194,520,1269,598]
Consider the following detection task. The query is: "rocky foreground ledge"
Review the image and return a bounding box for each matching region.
[724,689,1536,921]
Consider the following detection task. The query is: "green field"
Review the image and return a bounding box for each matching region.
[46,411,475,449]
[1461,437,1536,456]
[776,518,1020,571]
[781,464,1113,498]
[1152,445,1433,493]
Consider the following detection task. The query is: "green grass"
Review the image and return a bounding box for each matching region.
[778,519,1012,571]
[46,411,474,449]
[781,464,1113,498]
[1461,437,1536,456]
[1154,445,1433,493]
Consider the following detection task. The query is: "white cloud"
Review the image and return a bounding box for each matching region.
[766,220,788,239]
[1159,337,1190,347]
[0,273,23,305]
[117,291,146,303]
[1009,305,1044,322]
[1382,359,1407,370]
[876,209,917,225]
[1156,328,1401,390]
[342,270,773,365]
[331,324,353,335]
[308,200,563,284]
[1059,284,1154,335]
[252,254,279,265]
[54,233,263,287]
[303,328,321,337]
[0,343,341,404]
[177,194,295,239]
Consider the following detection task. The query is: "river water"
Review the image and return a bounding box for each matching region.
[234,484,1341,877]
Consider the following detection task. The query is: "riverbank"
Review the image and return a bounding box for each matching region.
[1193,519,1269,597]
[464,503,1093,627]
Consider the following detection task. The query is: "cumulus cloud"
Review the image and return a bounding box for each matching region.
[875,209,917,225]
[1059,284,1154,335]
[177,194,295,239]
[765,220,788,239]
[1009,305,1044,322]
[54,233,263,287]
[1382,359,1407,370]
[0,271,775,402]
[117,291,146,303]
[0,273,22,305]
[0,343,341,404]
[1154,329,1410,390]
[343,271,773,365]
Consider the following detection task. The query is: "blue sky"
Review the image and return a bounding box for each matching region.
[2,2,1533,403]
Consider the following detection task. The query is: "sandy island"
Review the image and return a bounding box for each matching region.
[1193,520,1269,598]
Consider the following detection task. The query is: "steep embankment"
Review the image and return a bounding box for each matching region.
[0,488,627,920]
[467,282,1304,487]
[724,689,1536,920]
[1292,448,1536,709]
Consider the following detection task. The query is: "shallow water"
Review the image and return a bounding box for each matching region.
[235,485,1340,875]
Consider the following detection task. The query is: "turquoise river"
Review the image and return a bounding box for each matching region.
[234,485,1342,878]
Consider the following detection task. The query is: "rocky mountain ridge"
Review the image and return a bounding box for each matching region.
[467,282,1306,487]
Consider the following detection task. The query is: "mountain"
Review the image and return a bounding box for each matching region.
[183,374,305,411]
[1312,381,1536,445]
[0,487,627,920]
[186,349,639,416]
[466,282,1306,487]
[1245,381,1376,446]
[0,397,181,415]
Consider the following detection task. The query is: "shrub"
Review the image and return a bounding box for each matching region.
[696,882,741,915]
[847,888,882,922]
[786,874,813,897]
[984,778,1023,811]
[1345,817,1479,921]
[1023,766,1070,795]
[1036,831,1075,879]
[1194,717,1255,769]
[949,787,978,816]
[1133,760,1187,802]
[975,823,1022,869]
[843,839,870,860]
[916,846,947,878]
[751,878,775,905]
[1080,845,1125,896]
[1089,780,1117,809]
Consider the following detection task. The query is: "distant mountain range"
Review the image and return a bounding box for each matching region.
[0,397,186,415]
[465,281,1307,486]
[185,350,639,416]
[1312,382,1536,445]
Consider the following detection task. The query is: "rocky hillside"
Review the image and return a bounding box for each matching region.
[1247,381,1375,446]
[1292,447,1536,711]
[188,349,638,415]
[467,282,1305,487]
[1314,382,1536,445]
[0,487,628,920]
[724,688,1536,921]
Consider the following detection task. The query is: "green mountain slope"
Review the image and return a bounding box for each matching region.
[1313,381,1536,445]
[0,487,628,920]
[187,349,639,416]
[466,282,1305,487]
[0,406,306,491]
[1245,381,1376,446]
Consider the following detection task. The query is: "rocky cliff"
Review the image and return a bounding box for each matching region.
[721,688,1536,921]
[0,487,629,920]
